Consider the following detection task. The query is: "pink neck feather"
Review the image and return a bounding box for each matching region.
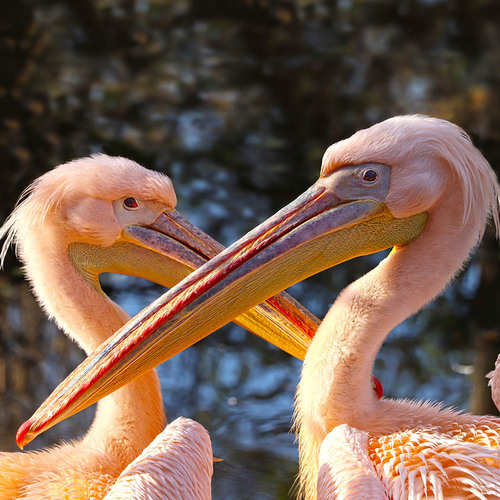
[297,182,482,438]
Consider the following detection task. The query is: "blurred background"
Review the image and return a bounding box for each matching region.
[1,1,500,498]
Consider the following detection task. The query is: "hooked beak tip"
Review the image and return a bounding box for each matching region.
[16,419,34,449]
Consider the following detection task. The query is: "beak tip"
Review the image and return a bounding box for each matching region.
[16,418,34,449]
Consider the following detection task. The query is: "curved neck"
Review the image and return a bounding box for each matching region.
[295,189,483,500]
[21,228,165,459]
[298,188,482,433]
[22,226,124,352]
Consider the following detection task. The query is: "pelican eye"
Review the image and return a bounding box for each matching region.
[362,169,378,182]
[123,197,139,209]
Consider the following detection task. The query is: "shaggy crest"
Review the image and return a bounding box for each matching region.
[321,115,500,239]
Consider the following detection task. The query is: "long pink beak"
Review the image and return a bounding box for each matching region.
[18,182,426,447]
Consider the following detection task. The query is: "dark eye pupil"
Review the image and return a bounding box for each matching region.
[363,169,378,182]
[124,197,138,208]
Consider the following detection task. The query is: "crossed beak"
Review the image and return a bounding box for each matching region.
[120,209,319,357]
[17,182,426,447]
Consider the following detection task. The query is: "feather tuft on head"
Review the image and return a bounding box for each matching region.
[0,154,176,268]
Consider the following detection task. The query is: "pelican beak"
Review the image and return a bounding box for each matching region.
[17,179,427,448]
[81,208,318,358]
[121,209,223,281]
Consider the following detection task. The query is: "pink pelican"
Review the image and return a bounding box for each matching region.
[17,116,500,499]
[0,154,319,499]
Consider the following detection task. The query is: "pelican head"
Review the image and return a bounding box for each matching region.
[1,154,215,350]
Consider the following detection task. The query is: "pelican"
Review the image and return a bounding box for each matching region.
[489,356,500,411]
[17,116,500,499]
[0,154,320,499]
